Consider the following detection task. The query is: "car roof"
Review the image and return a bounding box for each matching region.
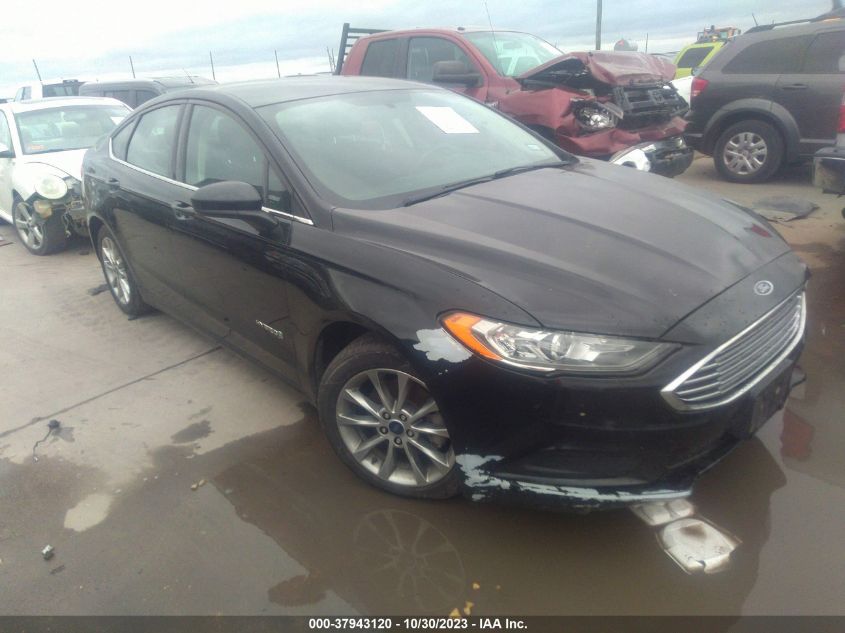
[80,76,215,89]
[166,75,443,108]
[740,17,844,41]
[0,96,129,114]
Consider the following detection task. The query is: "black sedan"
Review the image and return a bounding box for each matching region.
[83,77,807,510]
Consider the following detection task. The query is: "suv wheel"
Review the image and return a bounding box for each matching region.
[318,334,460,499]
[714,120,784,183]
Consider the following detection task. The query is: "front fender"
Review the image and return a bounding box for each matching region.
[12,163,69,202]
[702,99,801,161]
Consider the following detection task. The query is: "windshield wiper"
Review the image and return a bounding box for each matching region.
[402,175,496,207]
[402,161,569,207]
[492,160,569,179]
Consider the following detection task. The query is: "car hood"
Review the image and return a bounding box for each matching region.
[519,50,676,85]
[18,149,86,181]
[331,160,792,339]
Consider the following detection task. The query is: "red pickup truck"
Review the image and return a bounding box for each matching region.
[339,26,693,177]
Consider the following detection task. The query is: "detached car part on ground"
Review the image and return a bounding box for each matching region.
[84,77,806,511]
[339,28,693,177]
[0,97,130,254]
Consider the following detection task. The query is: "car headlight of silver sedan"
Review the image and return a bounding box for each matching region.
[443,312,677,374]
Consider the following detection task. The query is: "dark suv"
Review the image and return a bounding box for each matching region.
[78,76,216,109]
[685,18,845,183]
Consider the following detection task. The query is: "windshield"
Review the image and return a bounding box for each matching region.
[259,89,567,209]
[462,31,562,77]
[15,105,129,155]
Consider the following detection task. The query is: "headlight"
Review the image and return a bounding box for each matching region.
[442,312,676,374]
[573,101,621,132]
[34,174,68,200]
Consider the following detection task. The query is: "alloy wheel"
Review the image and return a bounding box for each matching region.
[723,132,768,176]
[13,202,44,250]
[100,236,132,305]
[336,369,454,488]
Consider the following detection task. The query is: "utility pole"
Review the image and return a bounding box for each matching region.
[595,0,603,50]
[209,51,216,81]
[274,50,281,78]
[32,59,43,82]
[129,56,136,78]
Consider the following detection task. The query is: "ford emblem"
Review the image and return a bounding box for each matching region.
[754,280,774,296]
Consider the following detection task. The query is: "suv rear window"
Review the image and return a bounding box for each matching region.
[676,45,715,69]
[723,35,812,74]
[803,31,845,73]
[361,39,399,77]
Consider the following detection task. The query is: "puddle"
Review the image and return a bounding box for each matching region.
[64,493,113,532]
[171,420,213,444]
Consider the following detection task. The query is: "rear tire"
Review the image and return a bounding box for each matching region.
[714,120,783,183]
[97,225,150,317]
[317,334,460,500]
[12,199,67,255]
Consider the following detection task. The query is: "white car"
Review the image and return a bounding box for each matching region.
[671,75,694,106]
[0,96,130,254]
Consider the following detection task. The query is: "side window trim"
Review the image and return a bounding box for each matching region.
[180,99,313,224]
[111,102,192,188]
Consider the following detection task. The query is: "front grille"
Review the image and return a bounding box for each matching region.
[612,84,688,129]
[663,292,805,410]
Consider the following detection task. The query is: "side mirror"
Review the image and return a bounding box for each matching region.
[0,142,14,158]
[190,181,277,232]
[432,61,482,87]
[690,66,702,77]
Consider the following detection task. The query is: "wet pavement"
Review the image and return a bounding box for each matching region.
[0,156,844,616]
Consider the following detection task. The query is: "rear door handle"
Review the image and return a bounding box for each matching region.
[781,83,808,90]
[171,201,196,220]
[107,177,120,191]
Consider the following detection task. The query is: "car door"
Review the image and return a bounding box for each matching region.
[106,103,202,321]
[776,29,845,154]
[169,102,303,381]
[0,110,15,220]
[405,36,487,101]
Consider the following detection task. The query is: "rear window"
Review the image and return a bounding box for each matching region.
[360,39,399,77]
[676,45,715,69]
[723,35,812,74]
[803,31,845,73]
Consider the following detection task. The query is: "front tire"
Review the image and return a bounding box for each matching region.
[714,120,784,183]
[318,335,460,499]
[97,226,150,317]
[12,199,67,255]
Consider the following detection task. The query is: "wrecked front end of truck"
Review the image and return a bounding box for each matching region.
[498,51,693,177]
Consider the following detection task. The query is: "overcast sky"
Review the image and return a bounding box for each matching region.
[1,0,834,96]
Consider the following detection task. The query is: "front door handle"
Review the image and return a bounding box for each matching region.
[781,83,808,90]
[171,201,196,220]
[107,177,120,191]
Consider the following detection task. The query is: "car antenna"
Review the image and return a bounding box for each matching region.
[751,13,758,26]
[181,69,195,84]
[483,0,501,73]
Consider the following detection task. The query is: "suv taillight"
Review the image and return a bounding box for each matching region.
[690,77,709,102]
[838,95,845,133]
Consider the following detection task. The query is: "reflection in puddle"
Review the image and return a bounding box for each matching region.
[209,412,786,616]
[353,510,465,612]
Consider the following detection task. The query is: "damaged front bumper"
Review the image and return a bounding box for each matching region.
[610,137,694,177]
[450,357,804,512]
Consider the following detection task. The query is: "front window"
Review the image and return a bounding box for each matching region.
[462,31,561,77]
[259,89,566,209]
[15,105,129,155]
